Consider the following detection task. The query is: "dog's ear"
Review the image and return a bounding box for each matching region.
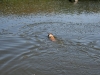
[48,34,49,37]
[48,33,51,38]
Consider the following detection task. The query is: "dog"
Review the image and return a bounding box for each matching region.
[48,33,56,41]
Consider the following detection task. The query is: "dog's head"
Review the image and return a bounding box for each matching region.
[48,33,54,38]
[48,33,56,41]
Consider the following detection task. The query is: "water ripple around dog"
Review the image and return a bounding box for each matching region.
[0,22,100,75]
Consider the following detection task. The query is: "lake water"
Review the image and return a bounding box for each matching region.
[0,0,100,75]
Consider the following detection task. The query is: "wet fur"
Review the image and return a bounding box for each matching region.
[48,33,56,41]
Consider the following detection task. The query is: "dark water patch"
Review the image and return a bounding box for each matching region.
[0,35,100,75]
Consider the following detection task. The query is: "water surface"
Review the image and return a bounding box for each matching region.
[0,0,100,75]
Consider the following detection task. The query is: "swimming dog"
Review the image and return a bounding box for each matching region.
[48,33,56,41]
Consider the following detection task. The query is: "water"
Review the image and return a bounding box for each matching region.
[0,0,100,75]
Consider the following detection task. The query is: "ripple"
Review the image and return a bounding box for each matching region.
[0,9,100,75]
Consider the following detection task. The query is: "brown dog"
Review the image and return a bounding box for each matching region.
[48,33,56,41]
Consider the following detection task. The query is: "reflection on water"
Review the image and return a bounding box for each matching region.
[0,0,100,75]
